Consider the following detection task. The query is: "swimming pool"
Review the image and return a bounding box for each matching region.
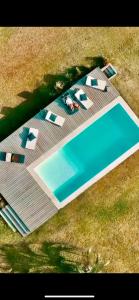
[34,99,139,207]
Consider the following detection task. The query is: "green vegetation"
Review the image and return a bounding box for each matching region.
[0,27,139,273]
[95,199,130,223]
[0,243,108,273]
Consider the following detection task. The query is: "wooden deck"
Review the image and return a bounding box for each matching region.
[0,67,120,234]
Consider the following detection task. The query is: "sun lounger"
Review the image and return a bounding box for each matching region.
[62,94,73,106]
[74,89,93,109]
[25,128,39,150]
[86,75,107,91]
[0,151,25,163]
[62,93,79,113]
[45,109,65,127]
[101,63,117,80]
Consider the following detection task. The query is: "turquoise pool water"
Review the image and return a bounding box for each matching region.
[35,104,139,202]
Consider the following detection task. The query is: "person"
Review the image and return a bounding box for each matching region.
[73,102,79,109]
[64,95,79,112]
[11,154,19,163]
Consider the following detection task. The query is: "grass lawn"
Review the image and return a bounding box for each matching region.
[0,27,139,273]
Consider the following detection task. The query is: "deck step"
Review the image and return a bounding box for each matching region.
[0,209,17,232]
[2,206,30,236]
[2,207,26,236]
[6,205,30,234]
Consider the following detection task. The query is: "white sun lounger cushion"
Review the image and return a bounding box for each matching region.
[74,89,93,109]
[45,110,65,127]
[25,128,39,150]
[6,153,12,162]
[86,75,107,91]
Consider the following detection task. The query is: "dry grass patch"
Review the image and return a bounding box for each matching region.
[0,27,139,272]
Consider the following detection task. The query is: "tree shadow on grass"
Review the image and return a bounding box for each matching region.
[0,56,106,142]
[0,241,108,273]
[0,241,79,273]
[85,56,107,69]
